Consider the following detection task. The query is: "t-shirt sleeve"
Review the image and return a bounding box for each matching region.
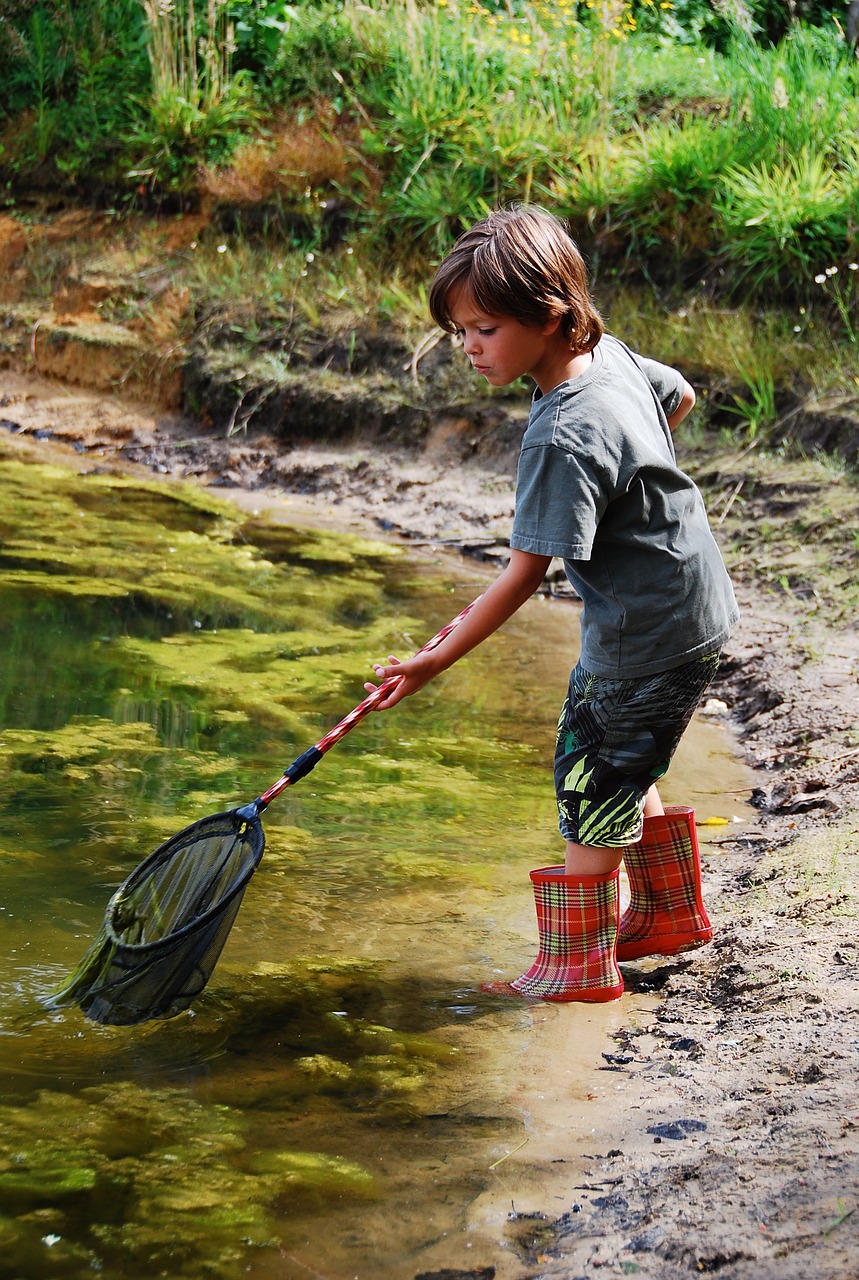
[633,355,686,419]
[510,442,605,561]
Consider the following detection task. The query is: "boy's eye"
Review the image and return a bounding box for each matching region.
[452,325,496,341]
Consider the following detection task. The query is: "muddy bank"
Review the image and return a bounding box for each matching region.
[1,371,857,1279]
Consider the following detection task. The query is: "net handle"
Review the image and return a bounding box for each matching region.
[256,594,482,809]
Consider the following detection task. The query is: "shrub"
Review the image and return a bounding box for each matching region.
[0,0,147,185]
[716,149,853,297]
[726,24,859,168]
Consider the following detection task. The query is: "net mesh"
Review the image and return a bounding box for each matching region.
[47,809,265,1026]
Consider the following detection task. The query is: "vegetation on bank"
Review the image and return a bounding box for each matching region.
[1,0,858,442]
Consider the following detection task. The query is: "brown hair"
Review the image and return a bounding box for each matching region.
[429,206,603,353]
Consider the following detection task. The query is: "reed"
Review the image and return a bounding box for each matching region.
[139,0,235,112]
[131,0,256,187]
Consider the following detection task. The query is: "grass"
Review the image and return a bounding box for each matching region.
[19,200,853,425]
[2,1,858,471]
[172,229,859,397]
[598,285,856,396]
[751,826,857,918]
[683,434,859,629]
[3,2,857,300]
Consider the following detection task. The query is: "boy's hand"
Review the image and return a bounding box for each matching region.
[364,549,551,712]
[364,652,438,710]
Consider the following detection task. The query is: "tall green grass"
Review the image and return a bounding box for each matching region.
[130,0,257,189]
[0,0,856,320]
[0,0,147,183]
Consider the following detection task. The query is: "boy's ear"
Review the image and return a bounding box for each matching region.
[541,313,564,337]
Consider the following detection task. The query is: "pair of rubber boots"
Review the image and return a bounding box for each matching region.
[485,806,711,1004]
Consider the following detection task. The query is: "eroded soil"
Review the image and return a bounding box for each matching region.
[1,370,857,1280]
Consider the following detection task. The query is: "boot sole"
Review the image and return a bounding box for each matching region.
[616,929,712,962]
[481,980,624,1003]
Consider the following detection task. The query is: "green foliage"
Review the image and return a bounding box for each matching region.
[724,362,777,437]
[326,1,609,257]
[0,0,148,182]
[0,0,256,189]
[630,0,849,49]
[0,0,857,306]
[342,2,545,253]
[729,23,859,166]
[620,33,726,105]
[235,0,369,103]
[127,0,261,190]
[716,149,852,296]
[809,256,859,343]
[615,116,742,267]
[128,73,258,190]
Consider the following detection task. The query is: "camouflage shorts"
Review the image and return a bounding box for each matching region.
[554,651,721,847]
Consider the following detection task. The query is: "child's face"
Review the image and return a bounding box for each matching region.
[448,290,564,392]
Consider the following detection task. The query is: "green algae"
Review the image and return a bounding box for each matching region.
[0,967,459,1271]
[0,450,572,1279]
[237,516,397,572]
[114,620,409,734]
[0,458,401,635]
[244,1149,377,1198]
[0,458,429,862]
[0,717,248,875]
[0,1159,101,1208]
[0,1080,383,1276]
[0,718,164,770]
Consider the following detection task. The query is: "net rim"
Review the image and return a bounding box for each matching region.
[103,808,264,954]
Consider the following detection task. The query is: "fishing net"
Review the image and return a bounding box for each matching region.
[46,809,265,1026]
[46,597,479,1027]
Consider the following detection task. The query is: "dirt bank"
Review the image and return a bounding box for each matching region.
[1,371,857,1279]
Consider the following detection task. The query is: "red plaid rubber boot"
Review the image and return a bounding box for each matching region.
[616,805,712,962]
[483,867,624,1003]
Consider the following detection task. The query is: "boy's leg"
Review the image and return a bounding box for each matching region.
[563,789,664,873]
[564,840,623,876]
[483,668,633,1002]
[643,784,664,817]
[484,656,719,1003]
[556,656,719,958]
[554,656,720,857]
[482,864,624,1002]
[617,806,712,960]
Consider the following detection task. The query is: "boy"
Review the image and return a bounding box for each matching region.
[366,206,738,1003]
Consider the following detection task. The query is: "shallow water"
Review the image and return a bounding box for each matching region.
[0,448,753,1279]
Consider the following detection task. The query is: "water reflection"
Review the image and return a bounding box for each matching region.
[0,450,754,1279]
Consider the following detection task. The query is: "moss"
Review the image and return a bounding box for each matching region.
[0,458,398,632]
[116,622,403,732]
[295,1054,354,1083]
[0,440,557,1279]
[0,1157,101,1207]
[0,1080,383,1275]
[236,517,400,570]
[244,1149,376,1199]
[354,1023,457,1064]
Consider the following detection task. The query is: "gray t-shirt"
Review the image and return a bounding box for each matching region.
[510,334,738,678]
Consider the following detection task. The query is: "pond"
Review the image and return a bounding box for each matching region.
[0,445,754,1279]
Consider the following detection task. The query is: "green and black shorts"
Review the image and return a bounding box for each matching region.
[554,651,721,847]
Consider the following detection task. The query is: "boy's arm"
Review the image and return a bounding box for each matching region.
[666,379,696,431]
[366,548,552,710]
